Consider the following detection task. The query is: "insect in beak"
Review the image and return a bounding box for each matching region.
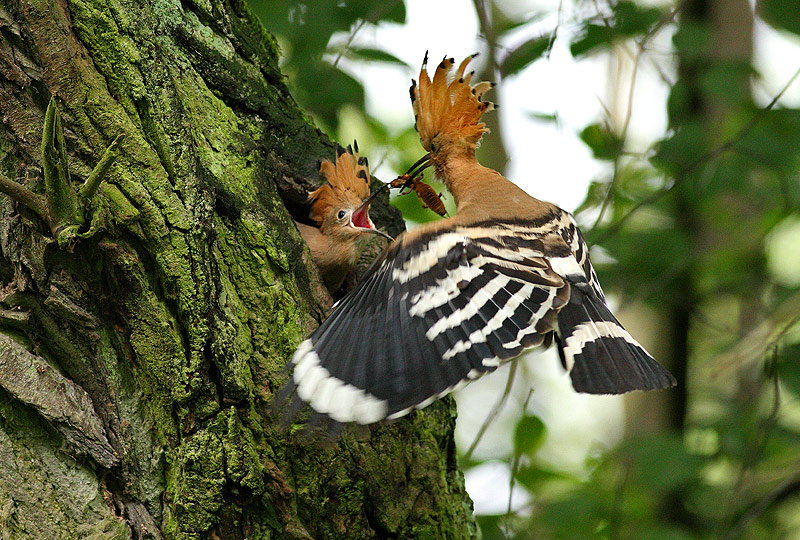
[389,169,447,217]
[359,153,433,206]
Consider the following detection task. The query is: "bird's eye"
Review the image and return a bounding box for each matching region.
[430,142,437,152]
[337,210,347,220]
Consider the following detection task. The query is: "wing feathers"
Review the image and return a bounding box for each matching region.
[282,215,674,426]
[558,286,676,393]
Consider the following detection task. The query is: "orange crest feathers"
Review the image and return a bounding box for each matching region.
[410,52,495,150]
[309,141,371,225]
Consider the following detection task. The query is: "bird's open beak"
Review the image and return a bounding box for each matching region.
[350,202,393,241]
[347,154,432,242]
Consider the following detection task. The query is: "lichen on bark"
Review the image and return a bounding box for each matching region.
[0,0,477,539]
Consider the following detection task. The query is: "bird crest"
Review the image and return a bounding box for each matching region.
[410,52,495,152]
[309,142,371,227]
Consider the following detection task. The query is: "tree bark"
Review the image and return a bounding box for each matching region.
[0,1,477,539]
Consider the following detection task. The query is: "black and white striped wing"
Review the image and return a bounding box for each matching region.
[547,212,677,394]
[285,224,569,424]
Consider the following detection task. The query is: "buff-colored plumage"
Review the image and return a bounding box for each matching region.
[410,53,495,154]
[308,144,371,231]
[280,52,675,428]
[403,53,540,234]
[297,142,387,292]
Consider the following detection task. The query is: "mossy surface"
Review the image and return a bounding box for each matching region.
[0,0,477,538]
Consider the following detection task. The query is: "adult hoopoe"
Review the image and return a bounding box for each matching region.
[296,142,391,293]
[283,54,675,425]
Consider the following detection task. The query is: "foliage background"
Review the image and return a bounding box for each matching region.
[253,0,800,538]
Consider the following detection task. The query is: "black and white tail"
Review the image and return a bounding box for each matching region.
[556,284,675,394]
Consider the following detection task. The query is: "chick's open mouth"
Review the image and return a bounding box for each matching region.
[350,206,372,229]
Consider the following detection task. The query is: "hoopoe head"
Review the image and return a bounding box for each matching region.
[309,142,382,240]
[409,52,495,159]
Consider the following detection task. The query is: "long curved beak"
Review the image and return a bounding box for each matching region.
[367,227,394,241]
[356,153,433,208]
[403,153,432,179]
[349,154,433,242]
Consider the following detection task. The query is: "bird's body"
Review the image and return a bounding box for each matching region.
[296,143,389,293]
[295,221,366,291]
[281,54,675,425]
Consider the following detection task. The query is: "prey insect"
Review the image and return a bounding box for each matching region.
[390,172,447,216]
[355,152,447,218]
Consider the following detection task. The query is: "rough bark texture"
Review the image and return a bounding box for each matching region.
[0,1,477,538]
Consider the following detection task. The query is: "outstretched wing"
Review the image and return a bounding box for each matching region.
[550,213,677,393]
[283,221,570,424]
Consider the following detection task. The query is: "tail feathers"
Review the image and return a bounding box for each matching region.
[557,287,676,394]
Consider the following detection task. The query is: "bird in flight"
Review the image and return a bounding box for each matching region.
[282,53,675,425]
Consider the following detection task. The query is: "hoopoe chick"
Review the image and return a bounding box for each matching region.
[281,53,675,425]
[296,142,390,293]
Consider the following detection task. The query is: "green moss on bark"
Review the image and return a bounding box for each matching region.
[0,0,478,538]
[0,388,124,539]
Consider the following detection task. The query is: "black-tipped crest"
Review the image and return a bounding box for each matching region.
[409,53,495,151]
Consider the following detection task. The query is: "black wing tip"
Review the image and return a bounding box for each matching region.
[557,288,676,395]
[568,343,677,395]
[570,365,676,395]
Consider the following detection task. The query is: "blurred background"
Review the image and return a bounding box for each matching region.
[252,0,800,538]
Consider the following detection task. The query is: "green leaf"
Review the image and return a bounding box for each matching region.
[700,61,755,106]
[613,1,663,37]
[540,490,606,536]
[294,61,365,132]
[653,120,708,173]
[734,108,800,172]
[513,414,546,456]
[355,0,406,24]
[475,514,507,540]
[641,527,697,540]
[620,433,704,491]
[759,0,800,36]
[580,123,622,160]
[570,23,613,58]
[571,2,664,58]
[589,224,692,305]
[346,47,409,66]
[526,110,560,124]
[574,179,611,215]
[778,342,800,398]
[671,21,712,59]
[515,463,574,492]
[500,36,552,77]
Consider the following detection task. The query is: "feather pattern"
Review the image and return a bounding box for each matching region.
[279,52,675,427]
[309,143,371,225]
[283,211,675,425]
[410,53,493,151]
[286,218,576,424]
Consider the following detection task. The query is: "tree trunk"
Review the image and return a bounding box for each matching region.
[0,1,477,539]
